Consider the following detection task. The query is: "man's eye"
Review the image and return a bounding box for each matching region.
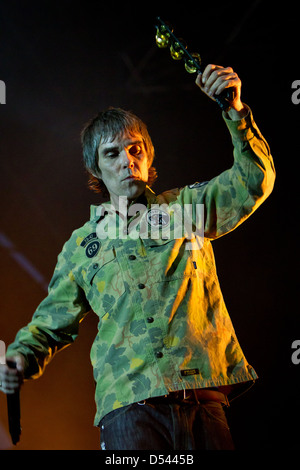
[106,151,119,158]
[129,145,142,156]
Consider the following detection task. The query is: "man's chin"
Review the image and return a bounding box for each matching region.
[123,180,146,200]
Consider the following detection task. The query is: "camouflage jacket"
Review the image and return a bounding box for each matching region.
[7,108,275,425]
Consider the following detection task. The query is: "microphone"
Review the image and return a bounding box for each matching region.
[6,360,22,445]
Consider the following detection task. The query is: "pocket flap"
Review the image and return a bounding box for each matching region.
[85,248,115,285]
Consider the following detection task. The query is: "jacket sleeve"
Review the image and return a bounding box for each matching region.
[178,106,276,239]
[6,239,91,379]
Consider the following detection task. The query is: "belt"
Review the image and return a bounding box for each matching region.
[138,388,228,406]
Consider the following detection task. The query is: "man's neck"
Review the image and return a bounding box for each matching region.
[110,194,145,214]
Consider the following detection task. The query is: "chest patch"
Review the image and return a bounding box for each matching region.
[85,240,101,258]
[80,232,98,247]
[146,208,170,228]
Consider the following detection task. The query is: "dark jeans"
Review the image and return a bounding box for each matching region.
[99,398,234,450]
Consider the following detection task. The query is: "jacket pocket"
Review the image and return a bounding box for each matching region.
[144,236,195,282]
[83,247,126,315]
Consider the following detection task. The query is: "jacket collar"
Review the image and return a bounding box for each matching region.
[89,185,157,222]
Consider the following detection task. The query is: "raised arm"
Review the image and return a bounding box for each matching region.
[178,64,275,239]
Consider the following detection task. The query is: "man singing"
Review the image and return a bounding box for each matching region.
[0,65,275,450]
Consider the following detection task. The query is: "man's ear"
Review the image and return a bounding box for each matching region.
[91,169,102,180]
[92,151,102,179]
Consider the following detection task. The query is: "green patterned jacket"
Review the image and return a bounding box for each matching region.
[7,108,275,425]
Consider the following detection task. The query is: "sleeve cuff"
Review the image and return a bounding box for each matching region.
[222,104,257,142]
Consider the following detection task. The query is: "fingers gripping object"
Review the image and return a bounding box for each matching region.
[155,17,234,112]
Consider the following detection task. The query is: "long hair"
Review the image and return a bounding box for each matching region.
[81,107,157,196]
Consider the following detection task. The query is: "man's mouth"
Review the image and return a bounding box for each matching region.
[123,175,139,181]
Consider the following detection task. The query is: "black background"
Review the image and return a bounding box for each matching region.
[0,0,299,450]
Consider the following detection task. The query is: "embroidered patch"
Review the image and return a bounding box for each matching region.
[80,232,98,247]
[85,240,100,258]
[188,181,208,189]
[146,209,170,228]
[180,368,200,376]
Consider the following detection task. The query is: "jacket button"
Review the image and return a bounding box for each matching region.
[128,255,136,260]
[155,351,163,358]
[147,317,154,323]
[138,283,145,289]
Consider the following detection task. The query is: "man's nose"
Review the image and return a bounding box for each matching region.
[121,149,134,168]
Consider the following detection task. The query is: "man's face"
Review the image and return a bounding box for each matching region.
[97,132,150,207]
